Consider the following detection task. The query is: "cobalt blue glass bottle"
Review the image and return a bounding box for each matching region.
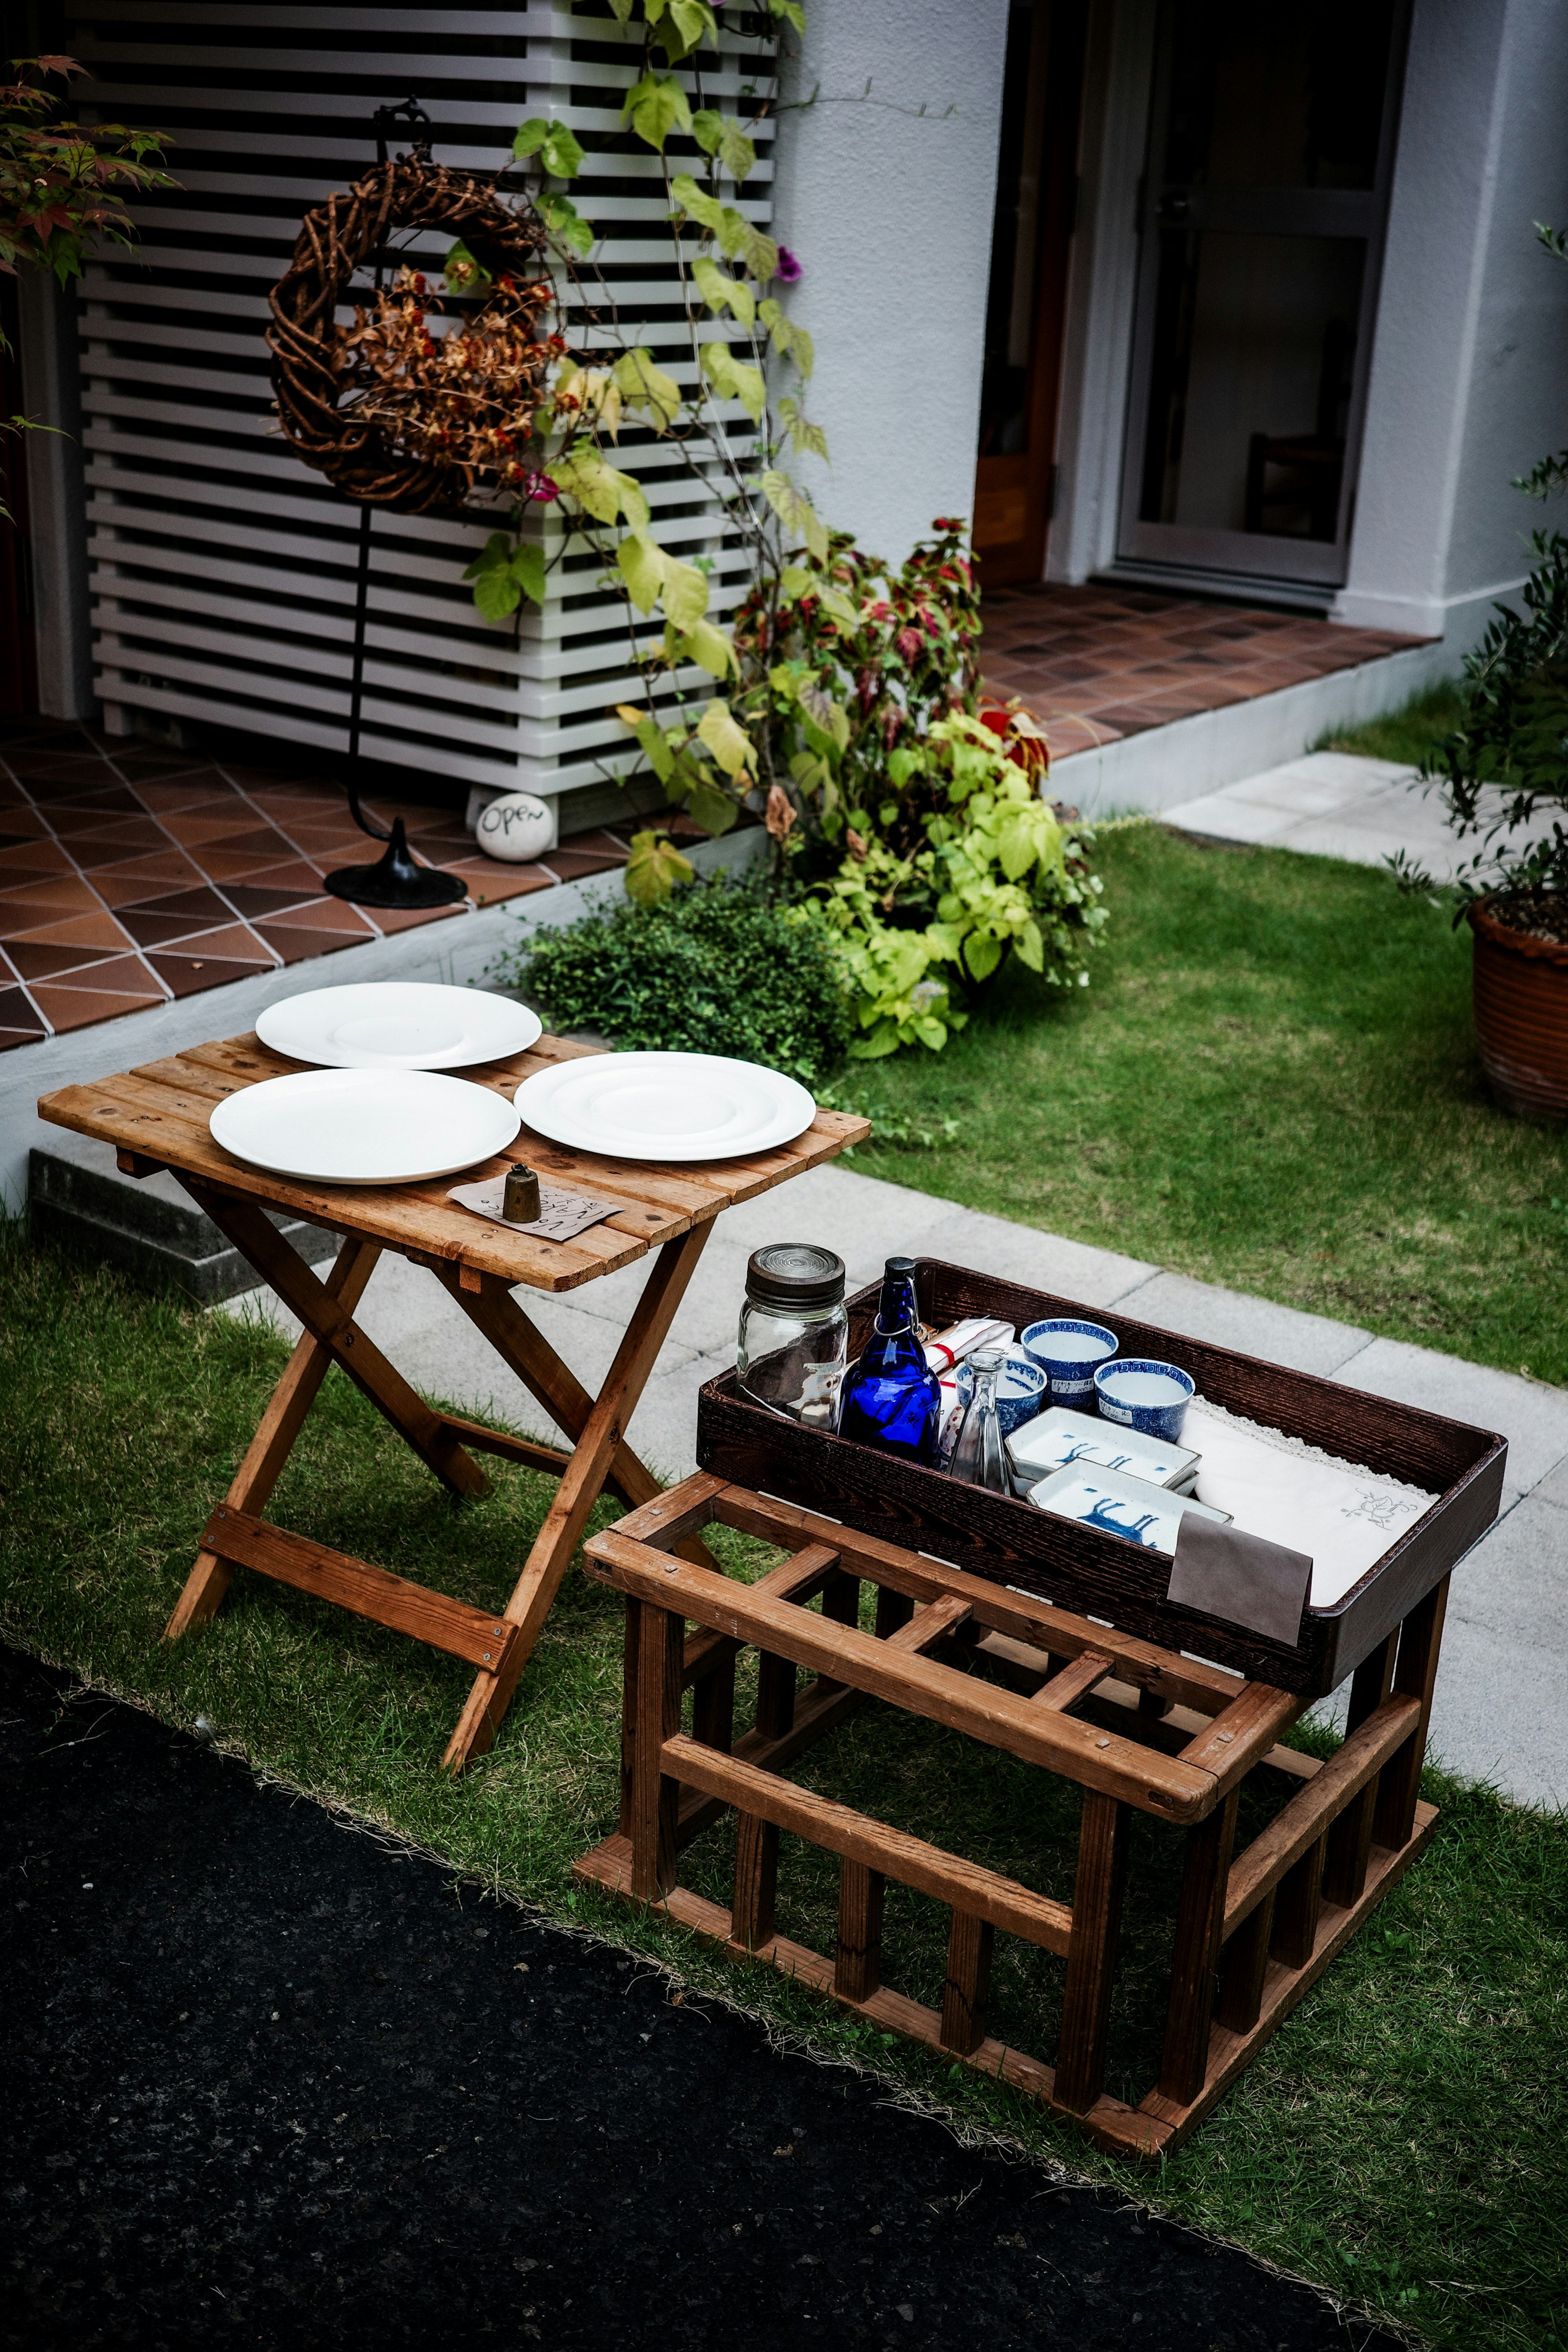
[835,1256,942,1464]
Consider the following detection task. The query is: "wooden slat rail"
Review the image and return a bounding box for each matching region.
[576,1474,1448,2164]
[38,1032,868,1769]
[202,1506,517,1670]
[696,1487,1263,1721]
[584,1529,1217,1822]
[1221,1695,1421,1938]
[663,1734,1074,1956]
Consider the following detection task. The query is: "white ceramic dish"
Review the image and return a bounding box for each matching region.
[209,1068,521,1185]
[1008,1406,1199,1494]
[514,1050,815,1163]
[1024,1463,1230,1556]
[256,982,541,1071]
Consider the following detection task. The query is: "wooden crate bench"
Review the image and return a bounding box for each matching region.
[573,1475,1446,2160]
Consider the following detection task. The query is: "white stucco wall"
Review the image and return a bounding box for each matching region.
[770,0,1011,567]
[1336,0,1568,645]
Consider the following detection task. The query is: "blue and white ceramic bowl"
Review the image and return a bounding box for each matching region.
[1094,1356,1194,1442]
[954,1348,1047,1437]
[1020,1317,1119,1407]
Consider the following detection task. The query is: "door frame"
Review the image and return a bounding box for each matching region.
[973,0,1090,588]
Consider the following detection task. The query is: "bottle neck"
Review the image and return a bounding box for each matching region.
[875,1273,918,1336]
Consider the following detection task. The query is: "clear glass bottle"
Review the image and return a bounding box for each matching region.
[736,1244,848,1422]
[835,1256,942,1465]
[947,1348,1010,1492]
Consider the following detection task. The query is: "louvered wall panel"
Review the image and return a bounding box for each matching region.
[69,0,777,809]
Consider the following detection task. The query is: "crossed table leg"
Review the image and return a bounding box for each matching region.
[163,1181,715,1773]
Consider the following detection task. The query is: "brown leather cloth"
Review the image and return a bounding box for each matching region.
[1167,1514,1313,1643]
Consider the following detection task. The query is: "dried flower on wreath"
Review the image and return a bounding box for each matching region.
[268,156,556,513]
[334,265,559,497]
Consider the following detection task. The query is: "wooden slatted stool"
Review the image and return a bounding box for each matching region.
[573,1476,1445,2159]
[37,1032,865,1773]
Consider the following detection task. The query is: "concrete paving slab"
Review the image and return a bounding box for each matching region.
[893,1201,1158,1310]
[1164,793,1292,844]
[1222,770,1360,817]
[1424,1608,1568,1810]
[1330,1336,1568,1501]
[1446,1490,1568,1649]
[1109,1269,1373,1377]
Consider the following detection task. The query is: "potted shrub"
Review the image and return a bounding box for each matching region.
[1421,225,1568,1118]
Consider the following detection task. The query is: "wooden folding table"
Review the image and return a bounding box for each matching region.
[37,1029,866,1771]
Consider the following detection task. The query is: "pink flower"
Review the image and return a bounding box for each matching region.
[523,470,559,503]
[774,245,802,285]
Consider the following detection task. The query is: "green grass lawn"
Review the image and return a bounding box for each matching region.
[1317,679,1468,767]
[843,822,1568,1385]
[1,1227,1563,2352]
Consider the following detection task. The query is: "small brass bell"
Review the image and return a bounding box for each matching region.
[502,1163,542,1223]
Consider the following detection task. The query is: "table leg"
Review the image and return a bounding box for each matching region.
[441,1221,714,1773]
[941,1911,994,2056]
[1373,1577,1450,1852]
[1323,1631,1397,1908]
[1158,1791,1240,2105]
[630,1592,683,1902]
[1056,1790,1131,2112]
[434,1262,720,1571]
[164,1234,381,1641]
[188,1186,488,1501]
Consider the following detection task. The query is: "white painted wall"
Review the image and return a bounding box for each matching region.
[771,0,1011,567]
[1336,0,1568,646]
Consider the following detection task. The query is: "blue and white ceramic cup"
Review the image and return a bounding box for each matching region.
[955,1348,1047,1437]
[1020,1318,1119,1407]
[1093,1357,1195,1443]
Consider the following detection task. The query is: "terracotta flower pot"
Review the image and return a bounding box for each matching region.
[1468,893,1568,1119]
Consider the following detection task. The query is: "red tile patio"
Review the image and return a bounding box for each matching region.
[0,722,660,1056]
[980,582,1425,760]
[1,584,1422,1054]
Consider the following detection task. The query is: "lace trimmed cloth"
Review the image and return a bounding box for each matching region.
[1185,1396,1437,1609]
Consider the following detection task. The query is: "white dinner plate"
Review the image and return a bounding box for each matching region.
[513,1050,815,1162]
[256,981,541,1070]
[210,1068,521,1185]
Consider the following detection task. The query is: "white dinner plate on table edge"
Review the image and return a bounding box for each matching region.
[209,1069,521,1186]
[512,1050,816,1161]
[256,981,541,1070]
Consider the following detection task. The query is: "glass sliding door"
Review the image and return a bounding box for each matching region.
[1117,0,1403,590]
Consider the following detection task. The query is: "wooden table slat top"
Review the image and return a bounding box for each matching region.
[37,1028,868,1294]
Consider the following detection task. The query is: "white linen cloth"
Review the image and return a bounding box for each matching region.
[1184,1397,1437,1608]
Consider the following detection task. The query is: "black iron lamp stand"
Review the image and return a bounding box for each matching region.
[325,96,466,913]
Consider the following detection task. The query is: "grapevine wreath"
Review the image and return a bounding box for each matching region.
[267,156,558,514]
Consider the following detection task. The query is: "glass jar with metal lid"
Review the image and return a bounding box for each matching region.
[736,1243,848,1423]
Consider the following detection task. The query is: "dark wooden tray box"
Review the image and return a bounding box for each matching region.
[696,1258,1506,1695]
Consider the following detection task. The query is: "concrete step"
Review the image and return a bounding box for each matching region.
[30,1133,338,1304]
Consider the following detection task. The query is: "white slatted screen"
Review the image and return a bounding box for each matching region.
[71,1,776,817]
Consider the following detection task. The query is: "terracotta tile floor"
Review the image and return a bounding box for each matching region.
[0,722,655,1056]
[981,582,1424,760]
[1,582,1421,1054]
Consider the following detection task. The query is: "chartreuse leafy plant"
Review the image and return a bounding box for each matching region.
[793,713,1107,1058]
[458,0,830,854]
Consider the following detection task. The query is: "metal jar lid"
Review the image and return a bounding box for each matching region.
[746,1243,846,1314]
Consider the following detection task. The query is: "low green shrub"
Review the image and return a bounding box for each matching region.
[492,871,853,1085]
